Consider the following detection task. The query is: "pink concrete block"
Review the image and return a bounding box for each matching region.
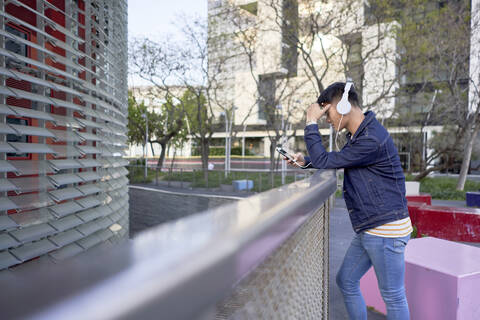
[360,237,480,319]
[360,267,386,314]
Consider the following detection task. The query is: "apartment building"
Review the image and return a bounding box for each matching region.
[204,0,477,172]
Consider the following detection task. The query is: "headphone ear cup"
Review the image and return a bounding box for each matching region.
[336,99,351,115]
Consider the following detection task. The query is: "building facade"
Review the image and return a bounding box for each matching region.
[204,0,477,172]
[206,0,400,157]
[0,0,129,270]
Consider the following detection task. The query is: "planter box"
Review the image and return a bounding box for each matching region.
[466,192,480,207]
[405,181,420,196]
[406,193,432,205]
[232,180,254,191]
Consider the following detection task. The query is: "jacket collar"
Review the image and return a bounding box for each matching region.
[347,111,376,141]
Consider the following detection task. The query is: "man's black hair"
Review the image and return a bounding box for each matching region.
[317,82,360,107]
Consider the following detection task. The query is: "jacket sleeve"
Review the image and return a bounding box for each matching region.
[304,124,380,169]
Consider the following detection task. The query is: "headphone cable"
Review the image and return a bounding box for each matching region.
[335,114,344,152]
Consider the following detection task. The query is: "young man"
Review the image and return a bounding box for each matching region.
[285,82,412,320]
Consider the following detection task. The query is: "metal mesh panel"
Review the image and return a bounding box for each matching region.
[216,197,332,320]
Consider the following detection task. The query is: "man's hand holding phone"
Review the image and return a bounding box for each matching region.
[285,152,306,167]
[277,147,307,168]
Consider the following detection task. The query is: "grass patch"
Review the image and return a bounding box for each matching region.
[176,170,298,192]
[127,166,155,184]
[336,174,480,200]
[128,166,480,200]
[408,176,480,200]
[127,166,309,192]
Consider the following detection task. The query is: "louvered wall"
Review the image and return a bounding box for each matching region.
[0,0,128,270]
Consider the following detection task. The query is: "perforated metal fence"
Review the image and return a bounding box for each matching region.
[216,200,331,320]
[0,0,129,270]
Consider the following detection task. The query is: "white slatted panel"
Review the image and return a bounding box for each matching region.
[0,0,128,270]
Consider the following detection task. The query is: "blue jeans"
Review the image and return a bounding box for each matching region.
[336,232,411,320]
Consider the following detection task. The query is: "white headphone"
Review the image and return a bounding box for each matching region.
[336,80,353,115]
[335,80,353,151]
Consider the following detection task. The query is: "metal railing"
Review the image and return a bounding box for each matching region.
[0,170,336,320]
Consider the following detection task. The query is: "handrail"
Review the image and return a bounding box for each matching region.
[0,170,336,320]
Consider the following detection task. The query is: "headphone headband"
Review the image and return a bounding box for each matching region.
[336,80,353,115]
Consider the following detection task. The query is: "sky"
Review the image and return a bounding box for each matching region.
[128,1,208,87]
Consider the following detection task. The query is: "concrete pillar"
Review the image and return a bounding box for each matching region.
[263,137,271,157]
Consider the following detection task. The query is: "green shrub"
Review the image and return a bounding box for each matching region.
[353,174,480,200]
[192,146,254,156]
[418,177,480,200]
[130,158,146,166]
[411,225,418,238]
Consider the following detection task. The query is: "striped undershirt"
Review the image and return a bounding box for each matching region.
[365,217,413,238]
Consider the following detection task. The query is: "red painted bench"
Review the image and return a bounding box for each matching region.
[406,194,480,242]
[412,205,480,242]
[406,193,431,205]
[406,201,426,225]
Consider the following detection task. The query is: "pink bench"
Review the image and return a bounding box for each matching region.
[360,237,480,319]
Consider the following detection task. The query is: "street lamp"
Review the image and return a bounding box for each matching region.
[276,105,286,185]
[220,111,229,177]
[141,113,148,180]
[242,123,247,157]
[221,108,236,177]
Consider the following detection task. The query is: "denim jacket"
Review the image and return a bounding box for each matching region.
[303,111,409,233]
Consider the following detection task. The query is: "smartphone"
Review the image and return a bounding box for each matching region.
[276,147,295,161]
[276,147,311,169]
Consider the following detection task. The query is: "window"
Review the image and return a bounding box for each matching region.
[239,2,257,15]
[7,117,31,159]
[5,24,32,109]
[5,24,29,69]
[211,0,222,9]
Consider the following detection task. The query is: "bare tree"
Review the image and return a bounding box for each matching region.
[214,1,313,174]
[262,0,400,112]
[213,0,399,173]
[130,15,234,182]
